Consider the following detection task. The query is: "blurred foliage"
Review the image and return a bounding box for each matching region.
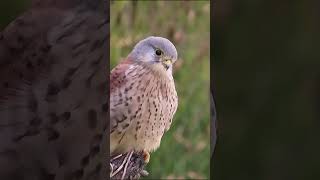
[0,1,29,30]
[111,0,210,179]
[213,0,320,180]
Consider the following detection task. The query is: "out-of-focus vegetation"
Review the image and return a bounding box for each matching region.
[111,1,210,179]
[0,1,29,29]
[213,0,320,180]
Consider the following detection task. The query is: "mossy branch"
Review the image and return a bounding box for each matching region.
[110,151,148,180]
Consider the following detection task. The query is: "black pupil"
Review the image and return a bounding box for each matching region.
[156,50,162,56]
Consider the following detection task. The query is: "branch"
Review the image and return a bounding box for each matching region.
[110,151,148,180]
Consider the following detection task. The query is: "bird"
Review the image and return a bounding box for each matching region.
[0,0,108,179]
[110,36,179,163]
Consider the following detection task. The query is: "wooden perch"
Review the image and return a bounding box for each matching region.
[110,151,148,180]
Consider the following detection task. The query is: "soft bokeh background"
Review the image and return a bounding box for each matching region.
[0,1,29,29]
[213,0,320,180]
[111,1,210,179]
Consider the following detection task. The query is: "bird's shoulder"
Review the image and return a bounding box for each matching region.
[110,58,137,93]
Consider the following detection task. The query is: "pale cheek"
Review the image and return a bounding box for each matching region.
[150,64,173,78]
[141,54,172,77]
[141,51,156,63]
[150,63,165,72]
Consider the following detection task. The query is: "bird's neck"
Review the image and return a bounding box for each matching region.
[125,57,174,81]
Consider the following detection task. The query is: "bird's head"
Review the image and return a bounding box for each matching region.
[128,36,178,77]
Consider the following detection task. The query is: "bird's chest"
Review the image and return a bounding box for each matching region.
[110,67,178,152]
[129,76,177,148]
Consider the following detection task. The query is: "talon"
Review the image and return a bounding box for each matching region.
[141,170,149,176]
[142,150,150,164]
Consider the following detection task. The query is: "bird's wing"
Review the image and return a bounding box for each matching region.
[110,58,151,133]
[0,1,108,179]
[110,59,134,134]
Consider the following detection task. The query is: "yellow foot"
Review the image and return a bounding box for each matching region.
[142,150,150,164]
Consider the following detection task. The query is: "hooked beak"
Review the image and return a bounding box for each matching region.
[162,58,172,70]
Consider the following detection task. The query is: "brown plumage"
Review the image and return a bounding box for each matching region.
[110,37,178,159]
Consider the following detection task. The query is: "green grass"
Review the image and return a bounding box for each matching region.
[111,1,210,179]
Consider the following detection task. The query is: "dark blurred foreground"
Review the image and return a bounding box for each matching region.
[213,0,320,180]
[0,0,108,179]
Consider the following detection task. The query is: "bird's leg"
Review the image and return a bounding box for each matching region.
[142,150,150,164]
[138,150,150,178]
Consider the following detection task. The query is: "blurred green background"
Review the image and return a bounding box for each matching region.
[0,1,29,29]
[213,0,320,180]
[111,1,210,179]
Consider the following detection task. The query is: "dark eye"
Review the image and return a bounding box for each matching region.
[155,49,162,56]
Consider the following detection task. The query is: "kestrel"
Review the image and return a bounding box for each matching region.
[0,0,108,179]
[110,36,178,161]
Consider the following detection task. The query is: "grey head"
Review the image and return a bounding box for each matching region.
[128,36,178,74]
